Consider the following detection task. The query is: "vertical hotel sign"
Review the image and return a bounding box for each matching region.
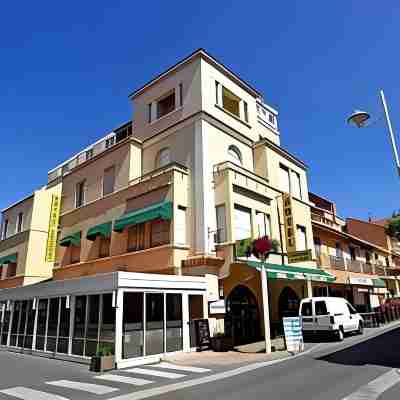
[283,193,296,254]
[45,195,61,262]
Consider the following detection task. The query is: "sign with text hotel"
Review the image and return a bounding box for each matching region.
[45,195,61,262]
[283,193,296,255]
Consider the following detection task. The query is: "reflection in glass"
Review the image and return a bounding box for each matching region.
[72,295,86,356]
[123,292,143,359]
[1,310,10,346]
[47,298,59,352]
[145,293,164,356]
[24,300,35,349]
[36,299,48,351]
[166,294,183,352]
[10,301,21,347]
[85,295,100,357]
[17,300,28,347]
[57,297,70,354]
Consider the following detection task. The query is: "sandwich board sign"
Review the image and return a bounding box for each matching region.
[282,317,304,354]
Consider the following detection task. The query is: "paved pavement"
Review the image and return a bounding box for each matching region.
[0,323,398,399]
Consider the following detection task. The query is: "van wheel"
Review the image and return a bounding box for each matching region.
[357,322,364,335]
[336,327,344,341]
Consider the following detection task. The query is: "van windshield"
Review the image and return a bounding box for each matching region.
[300,302,312,316]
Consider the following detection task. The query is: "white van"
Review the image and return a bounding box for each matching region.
[299,297,364,341]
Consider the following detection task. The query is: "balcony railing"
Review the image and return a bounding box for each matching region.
[347,259,363,273]
[329,255,346,270]
[311,212,344,230]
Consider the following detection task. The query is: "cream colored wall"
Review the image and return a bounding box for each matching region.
[1,196,34,238]
[132,58,202,142]
[129,142,142,182]
[200,58,280,145]
[61,142,132,214]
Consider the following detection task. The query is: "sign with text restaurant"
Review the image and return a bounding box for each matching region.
[45,195,61,262]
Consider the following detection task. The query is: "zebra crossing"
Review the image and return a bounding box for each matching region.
[0,362,212,399]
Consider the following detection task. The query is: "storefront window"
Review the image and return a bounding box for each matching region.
[99,293,115,353]
[57,297,70,354]
[85,294,100,357]
[166,293,182,352]
[10,301,21,347]
[123,292,144,359]
[17,300,28,347]
[72,295,86,356]
[47,297,60,352]
[1,308,10,346]
[24,300,35,349]
[145,293,164,355]
[36,299,48,351]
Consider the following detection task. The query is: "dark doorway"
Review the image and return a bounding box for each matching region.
[278,287,300,319]
[225,285,260,345]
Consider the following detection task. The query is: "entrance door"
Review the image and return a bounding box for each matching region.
[188,295,204,348]
[226,285,260,346]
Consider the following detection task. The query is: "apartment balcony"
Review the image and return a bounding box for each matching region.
[316,254,381,275]
[311,212,345,231]
[0,230,29,253]
[375,265,387,276]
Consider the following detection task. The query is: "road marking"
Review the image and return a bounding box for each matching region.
[96,374,153,386]
[154,362,211,373]
[0,387,70,400]
[46,379,118,394]
[342,369,400,400]
[125,368,185,379]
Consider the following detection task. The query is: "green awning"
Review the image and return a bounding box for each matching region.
[86,222,112,241]
[59,232,81,247]
[373,278,386,288]
[114,201,173,232]
[0,254,17,265]
[247,261,336,283]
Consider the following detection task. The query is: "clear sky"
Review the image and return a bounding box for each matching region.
[1,2,399,220]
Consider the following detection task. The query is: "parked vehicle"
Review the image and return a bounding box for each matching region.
[375,297,400,313]
[299,297,364,341]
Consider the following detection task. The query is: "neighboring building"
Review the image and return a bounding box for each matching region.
[311,193,400,312]
[0,49,326,367]
[0,184,61,289]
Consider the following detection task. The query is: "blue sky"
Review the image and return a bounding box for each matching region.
[1,1,399,220]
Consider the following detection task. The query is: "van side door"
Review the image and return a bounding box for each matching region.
[346,302,359,331]
[314,300,331,331]
[300,301,313,331]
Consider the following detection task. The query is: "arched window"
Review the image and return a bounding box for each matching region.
[228,145,242,166]
[155,147,171,169]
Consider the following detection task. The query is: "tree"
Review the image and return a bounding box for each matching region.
[386,217,400,240]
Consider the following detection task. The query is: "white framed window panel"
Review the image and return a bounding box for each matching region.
[234,206,252,241]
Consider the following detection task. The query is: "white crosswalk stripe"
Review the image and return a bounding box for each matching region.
[46,379,118,394]
[154,362,211,373]
[0,386,70,400]
[95,374,153,386]
[125,367,185,379]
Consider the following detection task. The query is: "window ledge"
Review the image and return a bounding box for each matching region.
[150,106,183,126]
[215,104,252,128]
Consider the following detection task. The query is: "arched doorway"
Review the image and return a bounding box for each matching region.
[226,285,260,345]
[278,287,300,319]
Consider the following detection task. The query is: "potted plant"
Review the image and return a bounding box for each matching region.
[90,344,115,372]
[210,333,233,352]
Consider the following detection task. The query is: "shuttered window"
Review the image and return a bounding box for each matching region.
[127,224,145,252]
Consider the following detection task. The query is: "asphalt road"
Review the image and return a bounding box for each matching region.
[0,326,399,400]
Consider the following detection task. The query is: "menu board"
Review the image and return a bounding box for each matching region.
[283,317,304,353]
[194,319,211,351]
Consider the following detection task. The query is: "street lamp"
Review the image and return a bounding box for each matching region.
[347,89,400,177]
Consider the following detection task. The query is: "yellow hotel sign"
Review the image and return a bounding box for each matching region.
[45,195,61,262]
[283,193,296,255]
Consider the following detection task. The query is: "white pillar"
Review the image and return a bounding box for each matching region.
[395,279,400,297]
[261,265,272,354]
[306,279,313,298]
[68,296,75,355]
[182,294,190,352]
[202,294,208,319]
[32,299,39,351]
[7,301,13,347]
[114,290,123,367]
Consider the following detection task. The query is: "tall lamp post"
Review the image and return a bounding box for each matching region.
[347,89,400,177]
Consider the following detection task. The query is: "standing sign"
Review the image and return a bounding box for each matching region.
[283,317,304,353]
[45,194,61,262]
[193,319,211,351]
[283,193,296,255]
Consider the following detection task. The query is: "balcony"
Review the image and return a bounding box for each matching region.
[311,212,345,231]
[329,255,346,271]
[316,254,385,275]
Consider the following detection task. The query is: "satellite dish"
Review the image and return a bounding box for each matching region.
[347,110,371,128]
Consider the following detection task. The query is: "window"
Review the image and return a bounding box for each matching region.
[2,219,8,240]
[99,237,111,258]
[243,101,249,122]
[301,302,312,317]
[151,220,170,247]
[365,251,371,264]
[85,149,93,160]
[157,90,175,119]
[166,293,183,352]
[70,245,81,264]
[314,237,321,256]
[215,81,220,105]
[123,292,144,359]
[349,246,356,261]
[175,206,186,245]
[386,257,390,267]
[315,301,328,316]
[279,164,290,193]
[75,180,85,208]
[234,205,252,241]
[148,103,152,123]
[155,147,171,169]
[103,166,115,196]
[269,114,275,125]
[72,295,86,356]
[228,145,242,166]
[127,224,145,252]
[296,225,307,251]
[346,302,357,315]
[335,242,343,258]
[222,86,240,117]
[16,212,24,233]
[179,83,183,107]
[105,136,115,149]
[216,205,227,243]
[290,171,302,199]
[256,212,271,238]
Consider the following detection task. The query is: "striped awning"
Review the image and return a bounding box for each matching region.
[247,261,336,282]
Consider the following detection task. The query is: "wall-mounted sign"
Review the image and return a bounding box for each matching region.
[288,249,312,264]
[209,299,226,315]
[45,194,61,262]
[349,277,373,286]
[283,193,296,255]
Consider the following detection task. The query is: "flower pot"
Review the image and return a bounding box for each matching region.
[210,336,233,352]
[90,355,115,372]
